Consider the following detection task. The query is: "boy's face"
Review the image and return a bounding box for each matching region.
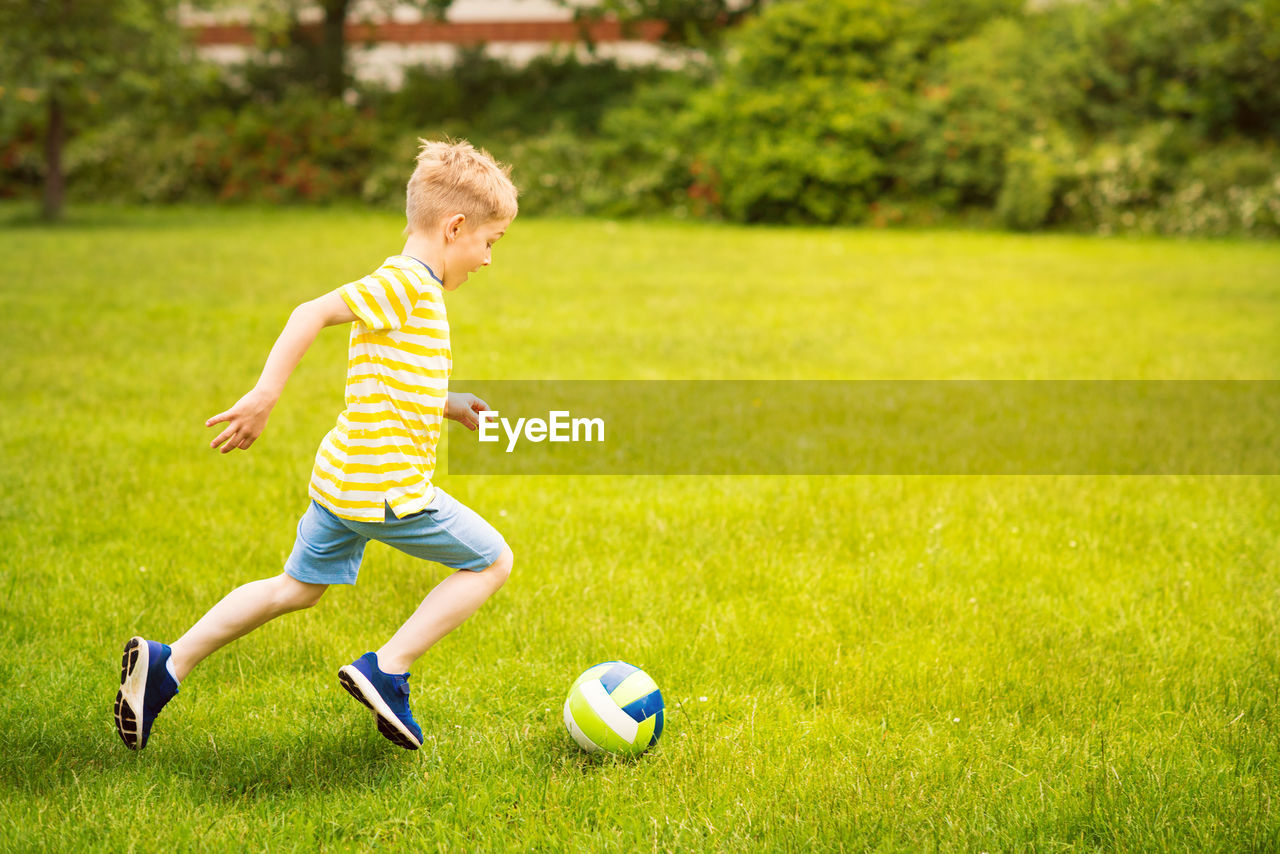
[443,217,511,291]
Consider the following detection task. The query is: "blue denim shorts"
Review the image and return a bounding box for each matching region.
[284,489,508,586]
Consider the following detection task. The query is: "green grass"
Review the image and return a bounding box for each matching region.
[1,204,1278,851]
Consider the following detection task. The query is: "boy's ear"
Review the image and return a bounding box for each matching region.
[444,213,466,241]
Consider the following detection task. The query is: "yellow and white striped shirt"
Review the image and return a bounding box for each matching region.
[309,256,451,522]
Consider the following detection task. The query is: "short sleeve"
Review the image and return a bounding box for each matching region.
[340,266,424,332]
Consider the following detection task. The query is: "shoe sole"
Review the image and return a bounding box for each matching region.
[114,637,148,750]
[338,666,422,750]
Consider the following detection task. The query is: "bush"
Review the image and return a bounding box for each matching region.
[725,0,1020,90]
[1071,0,1280,139]
[691,77,903,223]
[656,0,1280,233]
[1057,126,1176,235]
[66,93,382,204]
[1050,128,1280,237]
[1157,142,1280,236]
[899,15,1069,211]
[588,67,715,218]
[366,48,662,139]
[676,0,1022,224]
[51,48,664,212]
[487,65,714,219]
[502,125,609,218]
[997,141,1059,231]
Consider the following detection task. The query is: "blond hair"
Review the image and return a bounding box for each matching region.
[405,138,518,235]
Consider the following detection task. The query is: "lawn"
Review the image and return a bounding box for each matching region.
[1,205,1278,851]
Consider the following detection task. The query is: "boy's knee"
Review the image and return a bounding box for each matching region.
[276,574,326,610]
[482,546,513,589]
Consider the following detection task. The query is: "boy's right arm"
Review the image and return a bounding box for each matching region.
[206,290,357,454]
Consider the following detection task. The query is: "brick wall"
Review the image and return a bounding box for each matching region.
[194,18,668,47]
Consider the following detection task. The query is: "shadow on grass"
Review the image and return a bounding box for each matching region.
[0,725,663,807]
[518,726,665,775]
[0,725,409,799]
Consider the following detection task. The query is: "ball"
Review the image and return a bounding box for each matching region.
[563,661,664,756]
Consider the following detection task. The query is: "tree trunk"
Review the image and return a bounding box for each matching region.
[42,91,65,222]
[321,0,350,99]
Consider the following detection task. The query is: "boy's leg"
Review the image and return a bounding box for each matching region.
[115,574,325,750]
[168,573,327,681]
[115,501,361,749]
[338,492,511,750]
[375,546,513,674]
[338,547,511,750]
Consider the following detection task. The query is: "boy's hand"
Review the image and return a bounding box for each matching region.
[445,392,490,431]
[207,389,276,453]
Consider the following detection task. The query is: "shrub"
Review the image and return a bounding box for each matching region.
[588,67,715,218]
[66,93,381,205]
[1051,128,1280,237]
[485,66,714,219]
[1156,142,1280,236]
[899,16,1042,209]
[691,77,903,223]
[678,0,1023,224]
[1056,126,1174,235]
[725,0,1020,90]
[366,48,662,138]
[998,143,1058,231]
[1070,0,1280,139]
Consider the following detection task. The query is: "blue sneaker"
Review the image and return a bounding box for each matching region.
[113,637,179,750]
[338,652,423,750]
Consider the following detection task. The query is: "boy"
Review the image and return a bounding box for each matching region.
[113,139,518,752]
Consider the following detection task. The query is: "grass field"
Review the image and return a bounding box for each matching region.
[2,205,1279,851]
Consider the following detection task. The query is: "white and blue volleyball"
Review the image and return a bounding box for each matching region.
[563,661,664,756]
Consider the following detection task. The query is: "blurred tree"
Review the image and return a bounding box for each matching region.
[231,0,452,98]
[0,0,185,220]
